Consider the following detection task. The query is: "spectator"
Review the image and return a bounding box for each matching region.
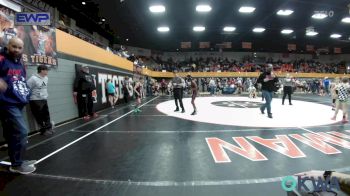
[73,65,98,120]
[0,37,35,174]
[27,65,54,136]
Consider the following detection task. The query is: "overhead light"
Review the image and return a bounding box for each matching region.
[330,34,341,38]
[253,27,265,33]
[193,26,205,32]
[196,5,212,12]
[126,38,129,41]
[312,13,327,19]
[281,29,293,34]
[277,9,293,16]
[82,1,86,5]
[223,26,236,32]
[149,5,165,13]
[239,6,255,13]
[101,18,106,22]
[306,31,318,36]
[341,17,350,23]
[157,26,169,32]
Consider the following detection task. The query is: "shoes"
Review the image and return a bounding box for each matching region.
[282,103,284,105]
[268,113,273,118]
[191,111,197,115]
[174,108,179,112]
[181,109,185,113]
[260,107,265,114]
[134,108,142,113]
[289,103,292,105]
[342,119,349,123]
[83,115,90,121]
[22,160,37,166]
[92,113,98,118]
[40,130,54,136]
[9,164,36,175]
[331,117,336,120]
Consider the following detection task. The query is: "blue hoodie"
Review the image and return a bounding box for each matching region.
[0,49,30,106]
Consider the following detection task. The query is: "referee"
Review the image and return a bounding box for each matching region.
[171,70,185,113]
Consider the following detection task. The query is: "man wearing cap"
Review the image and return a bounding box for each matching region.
[27,65,53,135]
[257,64,279,118]
[171,70,185,113]
[73,65,97,120]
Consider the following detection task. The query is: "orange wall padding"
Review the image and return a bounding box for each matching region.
[56,29,133,71]
[142,69,350,78]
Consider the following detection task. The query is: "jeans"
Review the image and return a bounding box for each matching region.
[0,105,28,166]
[210,86,215,95]
[261,90,273,114]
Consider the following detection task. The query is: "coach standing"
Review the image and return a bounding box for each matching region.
[257,64,279,118]
[73,65,98,120]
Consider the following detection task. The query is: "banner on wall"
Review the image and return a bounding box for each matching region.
[334,47,342,54]
[242,42,252,49]
[287,44,296,51]
[0,5,57,68]
[199,42,210,48]
[223,42,232,48]
[181,42,191,49]
[75,64,134,111]
[306,45,314,52]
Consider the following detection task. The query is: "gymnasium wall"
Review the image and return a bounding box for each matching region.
[0,30,134,144]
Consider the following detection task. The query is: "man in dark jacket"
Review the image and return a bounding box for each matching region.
[0,37,36,174]
[73,65,97,120]
[257,64,279,118]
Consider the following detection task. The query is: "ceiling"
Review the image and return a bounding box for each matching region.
[43,0,350,53]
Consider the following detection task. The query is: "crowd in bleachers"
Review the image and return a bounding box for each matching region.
[149,56,346,74]
[56,21,346,75]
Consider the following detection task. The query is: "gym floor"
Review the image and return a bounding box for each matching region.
[1,94,349,196]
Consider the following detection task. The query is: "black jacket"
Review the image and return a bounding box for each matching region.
[73,71,96,94]
[257,72,279,92]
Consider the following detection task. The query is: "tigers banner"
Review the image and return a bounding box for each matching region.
[0,5,57,68]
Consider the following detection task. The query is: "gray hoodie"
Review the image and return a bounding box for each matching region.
[27,73,49,100]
